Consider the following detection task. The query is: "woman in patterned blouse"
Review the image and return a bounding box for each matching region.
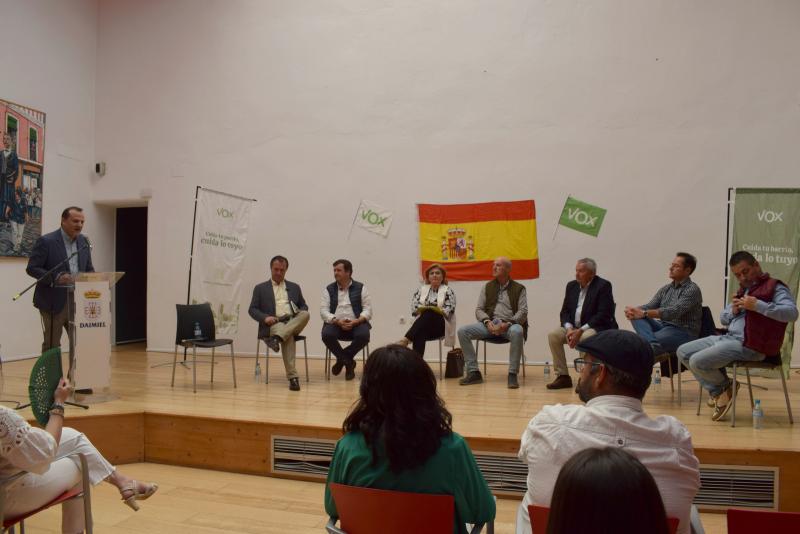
[396,263,456,356]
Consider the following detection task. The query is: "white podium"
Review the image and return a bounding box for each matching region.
[69,272,124,390]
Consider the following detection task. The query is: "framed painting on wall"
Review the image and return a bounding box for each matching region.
[0,98,45,257]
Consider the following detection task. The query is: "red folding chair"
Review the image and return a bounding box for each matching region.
[326,482,493,534]
[727,508,800,533]
[0,452,93,533]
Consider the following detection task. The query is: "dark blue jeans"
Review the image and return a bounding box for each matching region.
[631,318,695,355]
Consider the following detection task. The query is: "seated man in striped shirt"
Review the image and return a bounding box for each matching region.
[623,252,703,361]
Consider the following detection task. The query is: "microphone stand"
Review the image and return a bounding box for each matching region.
[12,244,91,410]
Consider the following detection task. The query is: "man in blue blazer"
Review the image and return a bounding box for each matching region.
[26,206,95,353]
[546,258,617,390]
[248,255,310,391]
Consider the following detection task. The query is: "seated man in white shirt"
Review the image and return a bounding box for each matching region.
[516,330,700,534]
[320,259,372,380]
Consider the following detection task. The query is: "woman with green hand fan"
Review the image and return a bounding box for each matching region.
[1,377,158,533]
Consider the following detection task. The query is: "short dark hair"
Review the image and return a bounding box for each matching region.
[729,250,757,267]
[333,259,352,274]
[270,255,288,268]
[547,447,669,534]
[61,206,83,219]
[342,345,452,473]
[587,360,651,400]
[676,252,697,274]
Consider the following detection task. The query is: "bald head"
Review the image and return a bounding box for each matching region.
[492,257,512,283]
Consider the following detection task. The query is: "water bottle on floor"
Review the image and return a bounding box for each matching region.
[255,361,262,382]
[544,361,551,378]
[193,321,202,339]
[753,399,764,430]
[653,368,661,390]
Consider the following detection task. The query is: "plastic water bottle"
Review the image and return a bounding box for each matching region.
[544,361,551,378]
[193,321,202,339]
[653,369,661,390]
[255,361,262,381]
[753,399,764,430]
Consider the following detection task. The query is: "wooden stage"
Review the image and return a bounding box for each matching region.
[4,344,800,511]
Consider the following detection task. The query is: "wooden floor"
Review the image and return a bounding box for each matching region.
[20,462,729,534]
[3,344,798,451]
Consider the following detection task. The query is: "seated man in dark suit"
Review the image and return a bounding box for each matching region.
[320,259,371,381]
[248,255,310,391]
[26,206,95,353]
[546,258,617,390]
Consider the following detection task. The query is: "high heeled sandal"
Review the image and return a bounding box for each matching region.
[120,481,159,511]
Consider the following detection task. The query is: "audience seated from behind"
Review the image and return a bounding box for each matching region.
[546,447,670,534]
[324,345,496,534]
[396,263,456,357]
[0,378,157,534]
[516,330,700,534]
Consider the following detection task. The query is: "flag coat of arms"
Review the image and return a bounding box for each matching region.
[417,200,539,281]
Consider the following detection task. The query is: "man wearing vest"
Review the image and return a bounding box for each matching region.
[677,251,798,421]
[320,259,372,380]
[458,257,528,389]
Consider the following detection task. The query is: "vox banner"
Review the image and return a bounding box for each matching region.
[558,196,607,237]
[189,188,254,335]
[418,200,539,281]
[354,199,393,237]
[731,188,800,373]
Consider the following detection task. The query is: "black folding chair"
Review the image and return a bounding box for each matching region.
[171,303,237,393]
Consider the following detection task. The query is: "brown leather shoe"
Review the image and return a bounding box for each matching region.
[546,375,573,390]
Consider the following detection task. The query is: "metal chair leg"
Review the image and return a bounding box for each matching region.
[265,344,270,384]
[230,344,237,388]
[779,368,794,424]
[255,338,260,374]
[746,368,754,409]
[210,348,216,383]
[730,362,738,428]
[667,356,675,393]
[325,349,331,381]
[192,346,197,394]
[696,382,703,416]
[303,338,309,383]
[438,338,443,380]
[677,359,682,406]
[171,345,179,387]
[521,352,526,379]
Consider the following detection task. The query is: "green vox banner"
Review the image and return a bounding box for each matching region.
[731,188,800,374]
[558,196,607,237]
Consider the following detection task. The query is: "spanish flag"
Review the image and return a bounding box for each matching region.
[418,200,539,281]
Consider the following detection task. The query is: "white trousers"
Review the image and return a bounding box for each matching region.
[4,427,115,533]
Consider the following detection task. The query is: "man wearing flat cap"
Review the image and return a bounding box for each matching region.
[515,330,700,534]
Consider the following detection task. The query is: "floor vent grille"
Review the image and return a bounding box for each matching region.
[272,436,337,478]
[695,465,777,509]
[270,437,779,510]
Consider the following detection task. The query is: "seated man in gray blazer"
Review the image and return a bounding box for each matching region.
[248,255,310,391]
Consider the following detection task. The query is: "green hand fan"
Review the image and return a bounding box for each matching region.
[28,347,64,426]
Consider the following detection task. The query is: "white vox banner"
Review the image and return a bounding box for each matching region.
[189,188,255,335]
[353,199,393,237]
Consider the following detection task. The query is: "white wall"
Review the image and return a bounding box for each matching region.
[10,0,800,366]
[0,0,110,361]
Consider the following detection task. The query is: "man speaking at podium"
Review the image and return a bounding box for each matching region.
[26,206,94,352]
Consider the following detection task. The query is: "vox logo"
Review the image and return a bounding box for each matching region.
[217,208,234,218]
[756,210,783,223]
[361,209,387,226]
[566,207,598,227]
